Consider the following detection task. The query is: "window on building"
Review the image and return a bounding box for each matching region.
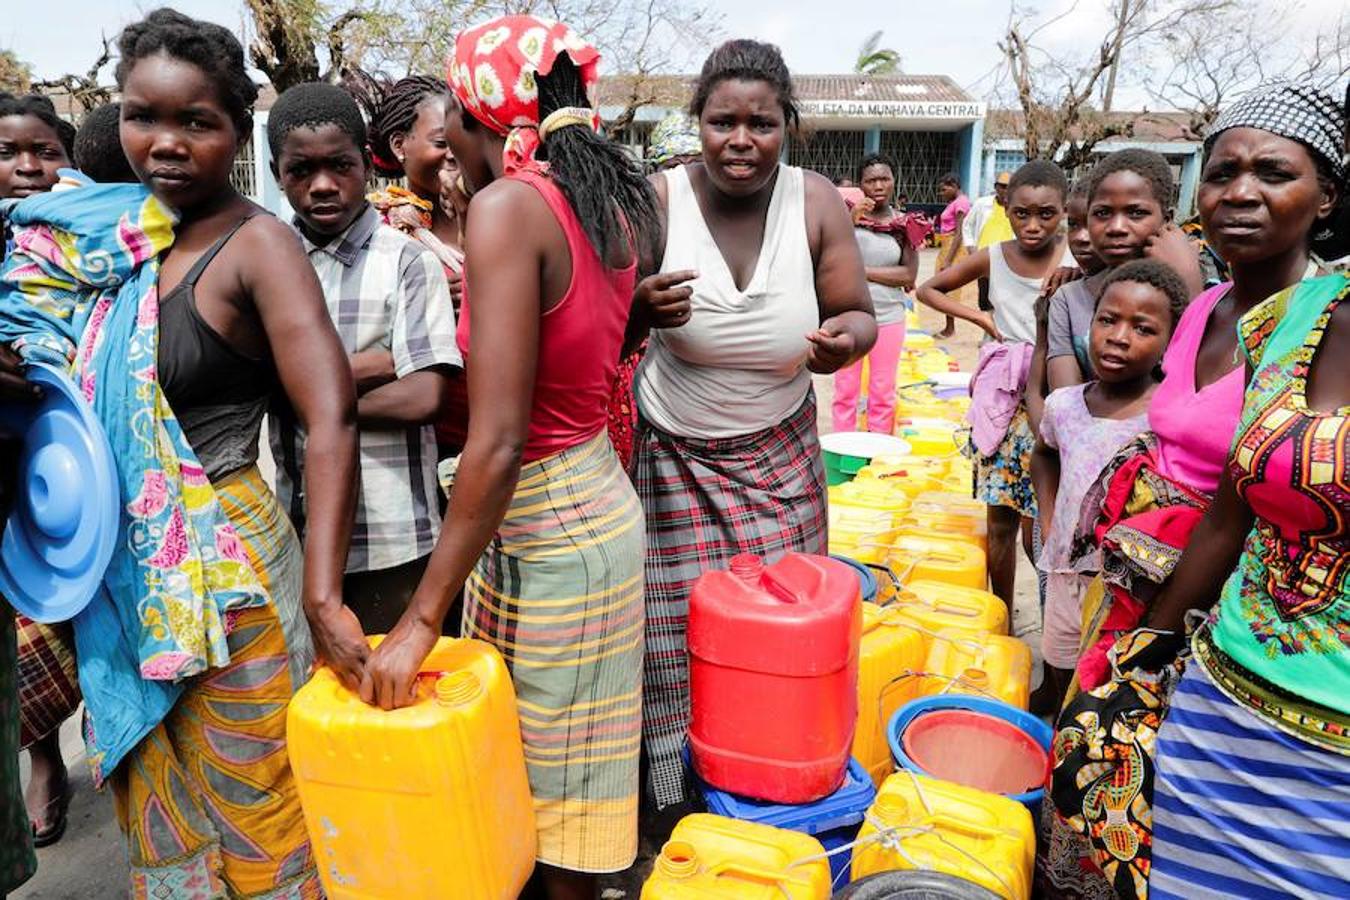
[987,148,1027,193]
[788,129,867,184]
[878,130,958,204]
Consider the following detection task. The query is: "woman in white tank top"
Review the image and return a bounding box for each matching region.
[630,39,876,810]
[914,160,1072,612]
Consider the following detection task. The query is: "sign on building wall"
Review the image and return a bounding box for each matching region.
[799,100,987,120]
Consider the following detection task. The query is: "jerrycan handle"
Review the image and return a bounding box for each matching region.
[708,859,802,892]
[729,553,824,606]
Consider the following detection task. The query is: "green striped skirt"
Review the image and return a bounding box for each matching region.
[462,432,645,873]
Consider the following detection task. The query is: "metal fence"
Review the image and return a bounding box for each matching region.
[879,130,959,204]
[230,136,258,199]
[787,129,867,184]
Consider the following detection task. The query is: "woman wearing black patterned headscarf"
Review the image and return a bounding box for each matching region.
[1089,80,1349,900]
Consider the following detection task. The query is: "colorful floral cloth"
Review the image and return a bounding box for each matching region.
[446,15,601,175]
[1213,273,1350,719]
[966,403,1038,518]
[0,177,270,781]
[1052,628,1189,900]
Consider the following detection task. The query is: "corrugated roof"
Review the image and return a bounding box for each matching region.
[984,108,1201,143]
[595,73,976,108]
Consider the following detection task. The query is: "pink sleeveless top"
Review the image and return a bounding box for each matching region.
[1149,283,1247,495]
[457,169,635,462]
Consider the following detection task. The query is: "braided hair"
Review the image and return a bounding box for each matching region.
[74,102,136,183]
[0,92,75,159]
[536,56,659,267]
[354,75,447,177]
[114,7,258,136]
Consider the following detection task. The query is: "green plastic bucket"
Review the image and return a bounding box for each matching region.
[820,433,913,486]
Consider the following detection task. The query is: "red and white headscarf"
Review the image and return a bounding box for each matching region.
[446,15,602,175]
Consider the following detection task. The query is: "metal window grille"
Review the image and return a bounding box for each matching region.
[788,129,867,184]
[230,136,258,200]
[878,130,958,204]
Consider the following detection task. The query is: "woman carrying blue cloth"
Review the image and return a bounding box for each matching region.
[0,10,362,897]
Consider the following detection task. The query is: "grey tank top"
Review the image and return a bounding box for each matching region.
[157,215,275,482]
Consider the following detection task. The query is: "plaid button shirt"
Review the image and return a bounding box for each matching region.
[270,205,461,573]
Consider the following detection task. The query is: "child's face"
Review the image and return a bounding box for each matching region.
[1007,184,1064,253]
[1087,171,1167,267]
[1065,194,1103,273]
[276,123,369,240]
[1090,281,1172,383]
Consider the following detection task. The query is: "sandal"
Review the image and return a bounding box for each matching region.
[29,771,71,848]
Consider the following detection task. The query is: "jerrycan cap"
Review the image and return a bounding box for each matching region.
[873,793,911,824]
[728,554,765,582]
[655,841,699,878]
[960,667,990,689]
[435,671,481,705]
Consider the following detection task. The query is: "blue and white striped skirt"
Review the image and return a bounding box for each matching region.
[1150,662,1350,899]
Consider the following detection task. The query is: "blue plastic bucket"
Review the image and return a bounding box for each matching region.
[829,555,878,604]
[887,695,1052,811]
[692,756,876,887]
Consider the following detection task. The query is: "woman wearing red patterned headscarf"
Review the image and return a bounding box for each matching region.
[360,15,659,896]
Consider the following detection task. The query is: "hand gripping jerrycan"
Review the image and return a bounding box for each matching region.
[689,554,862,803]
[642,814,832,899]
[850,772,1034,899]
[854,602,927,786]
[287,638,535,899]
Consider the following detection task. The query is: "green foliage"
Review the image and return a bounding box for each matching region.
[855,30,901,75]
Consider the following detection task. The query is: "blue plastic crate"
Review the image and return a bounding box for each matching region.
[690,756,875,888]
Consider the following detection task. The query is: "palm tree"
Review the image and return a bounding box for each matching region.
[855,30,902,75]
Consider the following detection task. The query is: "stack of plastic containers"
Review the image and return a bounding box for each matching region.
[691,758,878,887]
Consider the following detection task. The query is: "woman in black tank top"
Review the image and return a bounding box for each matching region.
[92,10,366,897]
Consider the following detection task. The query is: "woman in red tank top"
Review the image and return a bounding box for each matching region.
[360,15,660,896]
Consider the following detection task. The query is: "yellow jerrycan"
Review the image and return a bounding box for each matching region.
[857,454,950,486]
[893,418,963,457]
[880,580,1008,655]
[920,628,1033,709]
[895,509,988,558]
[829,479,912,519]
[851,772,1035,899]
[885,534,987,591]
[642,814,832,899]
[829,510,900,565]
[854,602,928,786]
[287,638,535,899]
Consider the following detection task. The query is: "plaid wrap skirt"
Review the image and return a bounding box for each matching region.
[634,395,828,808]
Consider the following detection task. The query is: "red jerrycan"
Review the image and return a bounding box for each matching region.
[688,553,862,804]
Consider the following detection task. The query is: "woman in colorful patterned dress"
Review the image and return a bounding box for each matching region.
[1,10,363,896]
[1046,81,1347,900]
[1120,84,1348,898]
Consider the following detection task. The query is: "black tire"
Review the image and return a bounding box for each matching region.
[833,870,1003,900]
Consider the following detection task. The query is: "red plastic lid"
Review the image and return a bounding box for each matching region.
[901,708,1049,795]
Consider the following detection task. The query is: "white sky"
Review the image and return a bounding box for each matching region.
[6,0,1347,110]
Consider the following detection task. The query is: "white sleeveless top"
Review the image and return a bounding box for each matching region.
[988,241,1071,345]
[636,164,819,439]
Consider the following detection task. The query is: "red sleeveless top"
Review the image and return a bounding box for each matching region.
[456,169,635,462]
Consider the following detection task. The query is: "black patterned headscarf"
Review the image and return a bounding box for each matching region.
[1205,82,1346,184]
